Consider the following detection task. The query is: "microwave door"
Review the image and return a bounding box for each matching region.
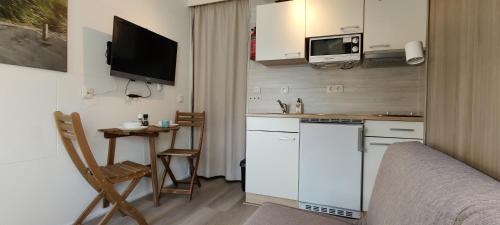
[311,38,347,56]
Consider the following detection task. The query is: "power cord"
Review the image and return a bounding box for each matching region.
[125,80,152,98]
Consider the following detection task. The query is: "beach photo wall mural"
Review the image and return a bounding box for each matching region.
[0,0,67,72]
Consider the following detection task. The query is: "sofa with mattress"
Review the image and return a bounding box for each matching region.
[244,142,500,225]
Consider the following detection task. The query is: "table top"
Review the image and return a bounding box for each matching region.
[99,125,180,138]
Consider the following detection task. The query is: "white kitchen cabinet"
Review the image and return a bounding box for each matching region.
[362,121,424,211]
[246,131,299,200]
[256,0,307,65]
[306,0,364,37]
[364,0,428,52]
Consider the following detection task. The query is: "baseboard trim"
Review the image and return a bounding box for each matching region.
[245,193,298,208]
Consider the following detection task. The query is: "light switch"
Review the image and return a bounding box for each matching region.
[281,86,289,94]
[177,95,184,103]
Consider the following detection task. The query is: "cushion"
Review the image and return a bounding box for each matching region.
[365,142,500,225]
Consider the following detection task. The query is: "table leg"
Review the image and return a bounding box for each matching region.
[148,137,160,207]
[103,138,116,208]
[107,138,116,165]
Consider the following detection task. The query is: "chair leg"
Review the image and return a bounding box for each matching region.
[188,157,201,188]
[118,202,148,225]
[159,156,170,190]
[96,178,146,225]
[188,157,201,200]
[159,161,169,191]
[161,156,178,186]
[74,191,105,225]
[117,178,148,225]
[97,203,119,225]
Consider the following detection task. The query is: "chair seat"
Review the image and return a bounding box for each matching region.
[100,161,150,184]
[157,148,200,157]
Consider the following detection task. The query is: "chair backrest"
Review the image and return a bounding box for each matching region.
[173,111,206,151]
[54,111,106,188]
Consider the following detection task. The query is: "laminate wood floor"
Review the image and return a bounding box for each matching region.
[84,178,257,225]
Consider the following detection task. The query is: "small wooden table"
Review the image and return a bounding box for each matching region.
[98,125,180,207]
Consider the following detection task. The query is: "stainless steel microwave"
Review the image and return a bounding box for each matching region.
[309,34,362,66]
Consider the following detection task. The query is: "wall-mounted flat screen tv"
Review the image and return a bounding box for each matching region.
[110,16,178,85]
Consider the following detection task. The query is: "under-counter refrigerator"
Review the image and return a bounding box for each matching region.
[299,119,363,219]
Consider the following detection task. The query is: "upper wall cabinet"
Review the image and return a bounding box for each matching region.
[364,0,428,52]
[306,0,364,37]
[256,0,307,65]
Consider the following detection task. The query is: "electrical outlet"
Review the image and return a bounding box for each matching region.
[327,85,344,93]
[281,86,289,94]
[248,95,262,103]
[81,87,95,99]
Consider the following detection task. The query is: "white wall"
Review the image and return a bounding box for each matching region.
[0,1,191,225]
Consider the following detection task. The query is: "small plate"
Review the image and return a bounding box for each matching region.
[119,126,148,131]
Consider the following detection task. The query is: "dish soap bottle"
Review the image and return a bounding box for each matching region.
[295,98,304,114]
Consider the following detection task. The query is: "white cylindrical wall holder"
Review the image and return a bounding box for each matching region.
[405,41,425,65]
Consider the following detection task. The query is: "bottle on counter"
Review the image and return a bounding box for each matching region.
[296,98,304,114]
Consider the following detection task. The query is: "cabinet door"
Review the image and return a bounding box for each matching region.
[246,131,299,200]
[306,0,364,37]
[364,0,428,52]
[363,137,423,211]
[256,0,306,64]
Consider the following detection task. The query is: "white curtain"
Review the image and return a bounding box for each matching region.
[192,0,249,181]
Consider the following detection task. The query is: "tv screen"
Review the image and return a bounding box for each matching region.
[110,16,178,85]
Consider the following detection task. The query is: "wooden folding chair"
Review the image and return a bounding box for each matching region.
[157,111,206,200]
[54,112,149,225]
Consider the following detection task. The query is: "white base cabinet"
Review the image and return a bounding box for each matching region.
[246,117,300,201]
[363,137,423,211]
[362,121,424,211]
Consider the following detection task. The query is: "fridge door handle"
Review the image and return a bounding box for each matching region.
[358,127,364,152]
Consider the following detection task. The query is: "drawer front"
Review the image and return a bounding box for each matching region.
[247,117,300,132]
[364,121,424,139]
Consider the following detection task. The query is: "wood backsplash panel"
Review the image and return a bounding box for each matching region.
[426,0,500,180]
[247,62,426,114]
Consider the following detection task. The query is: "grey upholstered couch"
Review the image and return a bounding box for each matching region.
[244,142,500,225]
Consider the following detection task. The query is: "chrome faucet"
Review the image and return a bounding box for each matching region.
[277,100,288,114]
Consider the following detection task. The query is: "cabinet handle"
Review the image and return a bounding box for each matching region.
[369,142,392,146]
[369,44,391,49]
[279,137,296,141]
[340,25,361,31]
[358,127,364,152]
[390,128,415,132]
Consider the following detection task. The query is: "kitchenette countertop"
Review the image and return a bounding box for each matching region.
[246,113,424,122]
